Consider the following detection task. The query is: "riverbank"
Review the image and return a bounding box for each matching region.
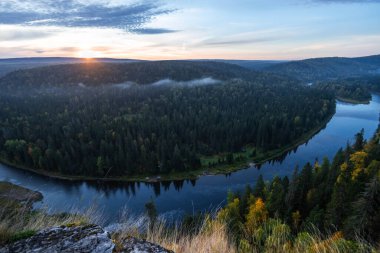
[336,96,370,105]
[0,181,42,213]
[0,110,334,183]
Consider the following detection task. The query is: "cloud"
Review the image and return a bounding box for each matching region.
[0,29,52,41]
[131,28,178,34]
[60,47,79,52]
[202,37,279,46]
[0,0,174,31]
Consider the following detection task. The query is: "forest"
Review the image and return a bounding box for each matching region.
[314,76,380,103]
[207,126,380,251]
[0,61,335,178]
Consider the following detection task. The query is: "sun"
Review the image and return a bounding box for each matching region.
[77,49,100,59]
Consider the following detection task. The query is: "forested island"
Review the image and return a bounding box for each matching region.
[312,76,380,104]
[0,61,335,180]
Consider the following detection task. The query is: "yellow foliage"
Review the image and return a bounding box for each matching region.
[349,151,368,180]
[311,231,344,253]
[245,198,268,234]
[340,162,348,172]
[331,231,343,241]
[349,151,368,170]
[217,198,240,222]
[351,168,363,181]
[314,161,320,170]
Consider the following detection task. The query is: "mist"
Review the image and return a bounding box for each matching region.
[151,77,221,87]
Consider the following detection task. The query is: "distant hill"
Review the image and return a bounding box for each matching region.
[0,60,266,89]
[0,57,140,78]
[197,59,287,70]
[264,55,380,82]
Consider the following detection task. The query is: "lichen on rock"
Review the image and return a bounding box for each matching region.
[0,224,174,253]
[0,224,114,253]
[117,237,173,253]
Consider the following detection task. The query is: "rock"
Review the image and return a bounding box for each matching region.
[118,237,173,253]
[0,224,114,253]
[0,224,174,253]
[0,224,173,253]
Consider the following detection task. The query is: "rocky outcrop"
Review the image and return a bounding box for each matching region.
[0,225,113,253]
[117,237,173,253]
[0,224,173,253]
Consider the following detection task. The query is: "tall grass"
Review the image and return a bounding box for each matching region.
[110,211,378,253]
[0,202,102,245]
[111,211,236,253]
[1,204,378,253]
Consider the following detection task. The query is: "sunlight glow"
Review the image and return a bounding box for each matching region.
[77,49,102,59]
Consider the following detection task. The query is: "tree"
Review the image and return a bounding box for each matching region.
[254,175,266,200]
[354,129,365,151]
[245,198,268,235]
[145,199,157,226]
[266,176,286,218]
[345,173,380,242]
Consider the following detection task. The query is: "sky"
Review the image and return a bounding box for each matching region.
[0,0,379,60]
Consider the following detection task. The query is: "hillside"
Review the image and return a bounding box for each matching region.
[265,55,380,82]
[0,61,260,90]
[0,57,139,78]
[198,59,287,70]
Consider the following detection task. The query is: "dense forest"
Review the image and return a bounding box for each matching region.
[211,127,380,251]
[0,61,335,177]
[265,55,380,82]
[314,75,380,103]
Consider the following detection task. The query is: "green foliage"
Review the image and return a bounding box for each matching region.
[216,127,380,250]
[9,230,36,243]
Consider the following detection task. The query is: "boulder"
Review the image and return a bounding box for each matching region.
[0,224,113,253]
[117,237,173,253]
[0,224,174,253]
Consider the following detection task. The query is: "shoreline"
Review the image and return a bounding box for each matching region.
[336,96,370,105]
[0,111,335,184]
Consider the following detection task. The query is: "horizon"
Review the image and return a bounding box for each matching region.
[0,53,379,62]
[1,0,380,60]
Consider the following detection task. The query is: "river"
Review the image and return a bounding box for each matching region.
[1,94,379,223]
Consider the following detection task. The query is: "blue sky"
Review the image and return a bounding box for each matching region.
[0,0,379,60]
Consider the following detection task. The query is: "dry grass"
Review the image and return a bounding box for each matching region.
[0,203,102,245]
[110,212,378,253]
[1,203,378,253]
[110,210,236,253]
[148,219,236,253]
